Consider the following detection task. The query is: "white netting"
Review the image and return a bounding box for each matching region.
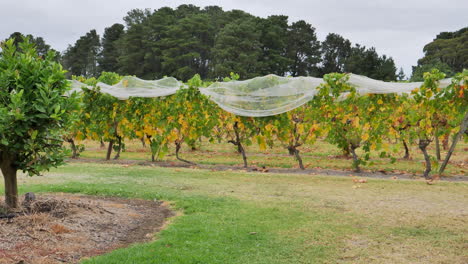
[67,74,453,117]
[68,80,88,95]
[68,76,185,99]
[348,74,452,94]
[200,74,323,117]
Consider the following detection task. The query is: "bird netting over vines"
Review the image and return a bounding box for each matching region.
[69,74,453,117]
[69,76,186,99]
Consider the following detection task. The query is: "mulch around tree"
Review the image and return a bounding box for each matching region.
[0,193,174,264]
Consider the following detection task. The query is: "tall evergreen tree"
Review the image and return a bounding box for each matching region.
[320,33,351,75]
[411,27,467,80]
[99,23,124,73]
[376,55,397,81]
[4,32,57,58]
[212,17,262,79]
[286,20,321,77]
[258,15,290,76]
[61,29,100,77]
[397,67,406,81]
[161,13,215,80]
[344,45,396,81]
[117,9,154,78]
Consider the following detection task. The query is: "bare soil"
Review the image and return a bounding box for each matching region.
[0,194,173,264]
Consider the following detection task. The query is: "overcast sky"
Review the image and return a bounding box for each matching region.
[1,0,467,77]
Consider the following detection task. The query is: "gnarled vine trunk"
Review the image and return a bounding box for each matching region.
[288,146,304,170]
[435,129,441,161]
[175,141,195,165]
[0,152,18,209]
[114,136,122,160]
[228,121,248,168]
[67,138,78,159]
[418,139,432,179]
[440,111,468,174]
[349,144,361,173]
[402,139,410,159]
[106,140,114,161]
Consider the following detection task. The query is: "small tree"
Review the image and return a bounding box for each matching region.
[0,39,75,208]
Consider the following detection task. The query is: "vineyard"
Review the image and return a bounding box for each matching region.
[67,70,468,179]
[1,19,468,264]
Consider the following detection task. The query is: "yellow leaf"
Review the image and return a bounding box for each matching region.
[361,133,369,141]
[257,136,267,150]
[297,124,305,134]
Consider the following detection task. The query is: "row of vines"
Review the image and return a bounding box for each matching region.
[66,70,467,179]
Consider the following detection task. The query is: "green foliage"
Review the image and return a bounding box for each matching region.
[212,17,262,79]
[61,29,101,78]
[286,20,321,77]
[411,27,467,81]
[161,12,215,80]
[344,46,397,81]
[98,23,125,73]
[258,15,290,76]
[0,38,75,175]
[164,75,218,158]
[60,5,397,81]
[3,32,59,60]
[316,73,392,171]
[78,72,124,159]
[320,33,352,75]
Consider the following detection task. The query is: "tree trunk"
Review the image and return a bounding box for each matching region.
[228,122,248,168]
[175,142,195,165]
[114,136,122,160]
[106,140,114,161]
[236,143,243,154]
[100,140,105,148]
[67,138,78,159]
[418,139,432,180]
[342,146,351,158]
[0,152,18,209]
[140,137,146,148]
[402,140,410,159]
[289,146,304,170]
[435,130,441,161]
[442,133,449,151]
[440,111,468,174]
[349,144,361,173]
[238,142,248,168]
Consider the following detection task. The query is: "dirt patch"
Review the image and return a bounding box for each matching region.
[0,193,174,264]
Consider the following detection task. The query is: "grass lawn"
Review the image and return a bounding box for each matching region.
[2,163,467,263]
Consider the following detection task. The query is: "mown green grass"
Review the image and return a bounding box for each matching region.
[3,163,467,263]
[76,139,468,177]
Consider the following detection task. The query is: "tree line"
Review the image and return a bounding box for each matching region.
[3,5,396,81]
[3,5,466,81]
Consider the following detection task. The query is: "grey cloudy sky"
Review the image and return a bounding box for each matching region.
[1,0,467,77]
